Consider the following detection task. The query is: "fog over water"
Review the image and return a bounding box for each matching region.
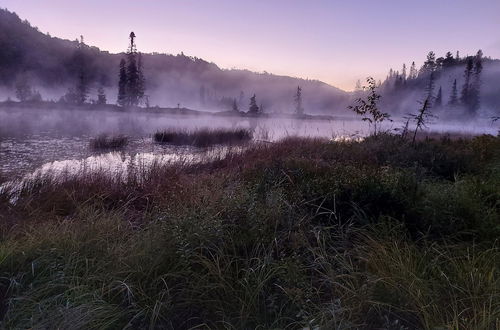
[0,107,498,179]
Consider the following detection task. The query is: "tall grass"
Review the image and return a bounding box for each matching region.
[0,133,499,328]
[89,134,128,150]
[153,128,252,147]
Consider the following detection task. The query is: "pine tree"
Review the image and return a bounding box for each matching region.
[97,85,106,105]
[469,50,483,114]
[401,63,407,82]
[248,94,259,114]
[137,53,146,104]
[409,62,417,80]
[126,32,140,106]
[425,71,436,104]
[420,51,436,76]
[117,59,127,106]
[443,51,455,67]
[15,74,33,102]
[449,79,458,106]
[460,57,474,109]
[294,86,304,115]
[232,98,239,112]
[435,86,442,108]
[76,70,88,104]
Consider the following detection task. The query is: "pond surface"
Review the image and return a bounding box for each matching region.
[0,107,497,180]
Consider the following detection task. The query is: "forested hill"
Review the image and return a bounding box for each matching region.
[374,51,500,118]
[0,8,349,114]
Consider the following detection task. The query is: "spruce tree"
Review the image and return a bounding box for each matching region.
[469,50,483,114]
[409,62,417,80]
[449,79,458,106]
[97,85,106,105]
[232,98,239,112]
[126,32,140,106]
[460,57,474,110]
[435,86,442,108]
[76,70,88,105]
[117,59,127,106]
[248,94,259,114]
[294,86,304,115]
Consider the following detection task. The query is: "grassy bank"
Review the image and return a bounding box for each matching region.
[0,133,499,329]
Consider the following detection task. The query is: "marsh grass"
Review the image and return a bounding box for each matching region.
[89,134,128,150]
[0,133,499,329]
[154,128,252,147]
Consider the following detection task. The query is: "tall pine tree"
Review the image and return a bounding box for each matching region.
[248,94,260,114]
[294,86,304,115]
[117,59,127,106]
[449,79,458,106]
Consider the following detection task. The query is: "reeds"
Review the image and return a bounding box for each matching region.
[153,128,252,147]
[89,134,128,150]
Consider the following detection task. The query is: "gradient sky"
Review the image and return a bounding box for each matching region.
[1,0,500,91]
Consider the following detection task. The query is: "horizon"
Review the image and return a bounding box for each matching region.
[1,0,499,91]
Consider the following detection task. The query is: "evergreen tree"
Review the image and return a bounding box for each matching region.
[248,94,259,114]
[137,53,146,103]
[73,36,88,105]
[469,50,483,114]
[460,57,474,108]
[97,85,106,105]
[443,51,455,67]
[232,98,239,112]
[449,79,458,106]
[294,86,304,115]
[76,70,88,104]
[401,63,407,81]
[425,71,436,104]
[435,86,442,108]
[117,59,127,106]
[126,32,140,106]
[409,62,417,80]
[420,51,436,76]
[15,74,33,102]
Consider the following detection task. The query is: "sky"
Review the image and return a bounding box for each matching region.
[1,0,500,91]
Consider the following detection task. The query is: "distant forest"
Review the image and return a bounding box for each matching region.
[0,9,348,114]
[1,8,499,117]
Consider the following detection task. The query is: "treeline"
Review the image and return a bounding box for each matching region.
[0,8,347,114]
[367,50,499,117]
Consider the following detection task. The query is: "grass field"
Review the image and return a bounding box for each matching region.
[0,133,499,329]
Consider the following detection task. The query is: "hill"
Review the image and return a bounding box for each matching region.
[0,8,350,114]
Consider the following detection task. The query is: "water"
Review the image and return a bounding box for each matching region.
[0,107,498,180]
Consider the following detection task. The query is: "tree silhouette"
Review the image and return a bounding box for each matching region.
[248,94,259,114]
[449,79,458,106]
[117,59,127,106]
[435,86,442,108]
[294,86,304,115]
[348,77,390,136]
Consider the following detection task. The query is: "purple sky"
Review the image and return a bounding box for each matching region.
[1,0,500,90]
